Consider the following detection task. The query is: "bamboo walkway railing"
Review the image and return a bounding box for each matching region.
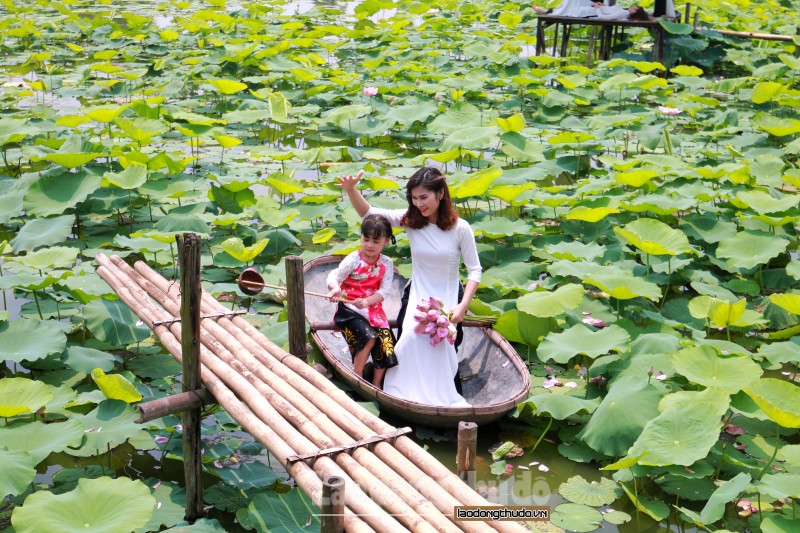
[95,253,530,533]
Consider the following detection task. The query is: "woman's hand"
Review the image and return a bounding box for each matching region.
[353,297,369,309]
[336,170,364,192]
[326,287,342,303]
[449,304,468,324]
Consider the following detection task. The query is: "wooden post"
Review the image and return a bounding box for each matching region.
[136,389,215,423]
[456,421,478,489]
[285,255,308,360]
[321,476,345,533]
[177,233,204,522]
[796,27,800,58]
[684,2,691,23]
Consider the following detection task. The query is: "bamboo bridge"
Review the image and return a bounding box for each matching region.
[95,245,532,533]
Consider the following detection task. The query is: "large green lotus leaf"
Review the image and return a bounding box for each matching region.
[743,378,800,428]
[627,389,730,466]
[10,214,74,253]
[760,514,800,533]
[12,246,79,270]
[91,369,143,403]
[127,353,182,380]
[427,103,484,134]
[550,503,603,533]
[736,189,800,215]
[219,237,270,263]
[0,378,54,417]
[208,460,278,490]
[677,472,751,527]
[449,167,502,200]
[65,346,117,373]
[480,262,537,293]
[103,164,148,190]
[517,284,584,318]
[138,481,186,533]
[538,324,630,364]
[382,101,437,127]
[23,170,103,216]
[559,476,620,506]
[758,338,800,365]
[614,218,690,256]
[68,400,155,457]
[584,272,662,301]
[759,473,800,500]
[656,475,716,500]
[565,205,620,222]
[0,188,23,224]
[0,117,33,145]
[236,488,320,533]
[11,476,155,533]
[619,483,669,521]
[0,319,68,364]
[752,113,800,137]
[83,298,152,347]
[524,393,599,420]
[161,518,227,531]
[680,213,738,244]
[0,446,36,498]
[0,419,84,463]
[543,241,605,261]
[439,126,499,151]
[58,273,119,304]
[222,109,271,124]
[320,104,371,127]
[769,293,800,315]
[493,310,556,348]
[40,152,104,169]
[672,345,762,393]
[578,376,665,456]
[715,231,788,270]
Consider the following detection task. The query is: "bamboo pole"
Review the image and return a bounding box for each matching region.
[123,258,526,533]
[285,256,308,360]
[136,389,215,423]
[112,257,459,533]
[322,477,345,533]
[177,233,203,522]
[96,256,378,533]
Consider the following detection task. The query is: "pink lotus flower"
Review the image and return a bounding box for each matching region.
[429,297,443,310]
[658,106,682,115]
[437,327,449,339]
[725,424,745,436]
[413,295,454,347]
[414,322,429,335]
[583,316,608,328]
[416,303,430,313]
[427,309,441,321]
[543,377,562,388]
[436,315,450,327]
[363,87,378,96]
[413,312,428,322]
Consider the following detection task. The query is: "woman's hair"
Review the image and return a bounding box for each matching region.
[400,166,459,231]
[361,214,395,244]
[628,5,650,20]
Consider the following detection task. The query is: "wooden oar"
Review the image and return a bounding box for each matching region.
[238,277,353,304]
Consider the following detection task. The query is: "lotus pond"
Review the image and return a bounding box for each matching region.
[2,0,800,531]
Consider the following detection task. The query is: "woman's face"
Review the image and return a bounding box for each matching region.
[410,185,442,223]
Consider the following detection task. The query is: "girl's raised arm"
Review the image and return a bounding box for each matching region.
[335,170,370,217]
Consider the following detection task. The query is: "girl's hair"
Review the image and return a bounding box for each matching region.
[628,5,650,20]
[361,214,395,244]
[400,166,459,231]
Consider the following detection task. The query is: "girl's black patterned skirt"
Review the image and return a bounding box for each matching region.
[334,303,398,369]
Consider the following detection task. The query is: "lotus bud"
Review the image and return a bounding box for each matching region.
[414,322,429,334]
[413,312,428,323]
[424,322,436,334]
[430,336,439,346]
[427,309,441,321]
[447,323,457,340]
[436,315,450,327]
[429,297,444,310]
[437,327,448,338]
[416,303,430,313]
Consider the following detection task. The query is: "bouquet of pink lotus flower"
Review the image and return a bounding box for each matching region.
[412,296,458,347]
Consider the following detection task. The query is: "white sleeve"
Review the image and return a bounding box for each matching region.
[377,255,394,299]
[326,252,359,288]
[458,220,482,283]
[365,206,406,228]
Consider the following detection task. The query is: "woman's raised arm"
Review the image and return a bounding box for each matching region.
[336,170,371,217]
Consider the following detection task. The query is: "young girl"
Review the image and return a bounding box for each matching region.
[325,214,398,388]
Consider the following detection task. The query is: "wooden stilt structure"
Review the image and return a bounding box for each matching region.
[96,252,529,533]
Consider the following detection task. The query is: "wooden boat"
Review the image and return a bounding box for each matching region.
[303,255,531,429]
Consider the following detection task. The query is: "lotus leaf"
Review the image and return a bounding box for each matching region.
[0,419,85,464]
[752,113,800,137]
[493,310,556,348]
[104,164,148,190]
[759,473,800,500]
[83,298,152,347]
[543,241,605,261]
[583,272,662,301]
[481,262,538,293]
[627,388,730,465]
[69,400,155,457]
[672,345,761,393]
[619,483,669,521]
[614,218,691,256]
[538,324,630,364]
[139,481,187,532]
[680,214,738,244]
[10,214,74,252]
[757,338,800,365]
[744,378,800,428]
[760,514,800,533]
[677,472,751,527]
[0,446,36,498]
[91,369,143,403]
[23,170,104,217]
[715,230,788,270]
[602,510,631,525]
[219,237,270,264]
[65,346,117,373]
[237,488,319,533]
[578,376,665,456]
[769,293,800,315]
[517,284,584,318]
[311,227,337,244]
[0,319,67,364]
[656,475,716,500]
[736,189,800,215]
[559,475,620,506]
[11,476,155,533]
[0,377,54,417]
[525,393,599,420]
[550,503,603,533]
